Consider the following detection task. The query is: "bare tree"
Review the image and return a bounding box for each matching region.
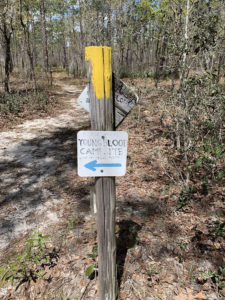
[0,0,14,93]
[19,0,37,94]
[40,0,49,75]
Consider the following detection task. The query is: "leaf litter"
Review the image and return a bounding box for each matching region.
[0,75,224,299]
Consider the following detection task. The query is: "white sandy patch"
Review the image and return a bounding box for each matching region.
[0,83,90,251]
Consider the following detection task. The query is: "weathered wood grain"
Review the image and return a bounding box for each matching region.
[85,46,117,300]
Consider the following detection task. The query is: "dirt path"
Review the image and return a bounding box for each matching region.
[0,82,90,253]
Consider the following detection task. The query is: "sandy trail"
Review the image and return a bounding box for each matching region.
[0,83,90,252]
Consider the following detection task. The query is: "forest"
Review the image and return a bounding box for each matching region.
[0,0,224,89]
[0,0,225,299]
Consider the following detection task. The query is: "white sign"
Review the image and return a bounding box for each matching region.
[77,86,90,112]
[77,131,128,177]
[77,75,138,127]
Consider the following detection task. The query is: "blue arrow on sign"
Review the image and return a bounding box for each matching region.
[84,160,122,171]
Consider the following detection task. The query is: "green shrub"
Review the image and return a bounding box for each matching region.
[85,245,98,278]
[176,185,194,210]
[0,89,50,116]
[0,231,55,290]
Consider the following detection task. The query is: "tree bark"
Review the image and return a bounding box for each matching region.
[176,0,190,177]
[2,23,12,93]
[40,0,49,75]
[19,0,37,94]
[0,6,13,93]
[78,0,85,68]
[179,0,190,91]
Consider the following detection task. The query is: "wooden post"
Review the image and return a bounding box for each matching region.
[85,46,117,300]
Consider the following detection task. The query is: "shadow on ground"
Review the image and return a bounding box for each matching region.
[0,125,91,244]
[116,220,142,287]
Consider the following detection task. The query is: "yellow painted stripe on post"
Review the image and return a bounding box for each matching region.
[85,46,112,99]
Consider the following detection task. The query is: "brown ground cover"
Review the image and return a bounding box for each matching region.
[0,75,224,299]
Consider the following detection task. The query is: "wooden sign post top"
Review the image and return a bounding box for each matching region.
[78,48,138,127]
[85,46,112,100]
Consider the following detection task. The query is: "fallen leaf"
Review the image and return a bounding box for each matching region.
[214,242,220,249]
[54,271,60,278]
[119,292,127,299]
[174,288,195,300]
[73,255,80,260]
[35,282,40,295]
[164,274,176,284]
[194,291,206,299]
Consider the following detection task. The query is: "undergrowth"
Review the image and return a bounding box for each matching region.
[0,88,55,116]
[159,74,224,208]
[0,231,58,291]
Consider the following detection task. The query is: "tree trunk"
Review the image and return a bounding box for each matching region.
[40,0,49,75]
[159,35,168,75]
[19,0,37,94]
[78,0,85,68]
[0,12,13,93]
[62,22,68,70]
[176,0,190,175]
[4,36,11,93]
[179,0,190,91]
[3,23,12,93]
[60,1,68,71]
[154,30,161,87]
